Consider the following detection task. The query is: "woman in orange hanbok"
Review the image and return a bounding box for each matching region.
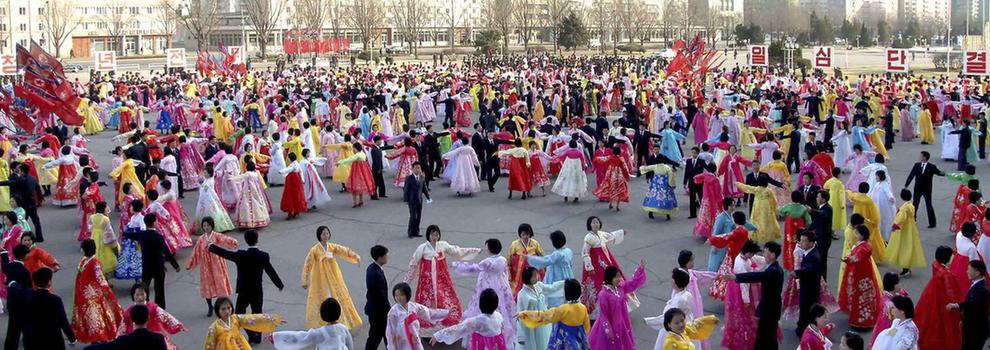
[593,146,630,211]
[22,233,58,274]
[119,283,186,350]
[838,225,882,329]
[508,223,545,297]
[187,217,238,316]
[498,139,533,200]
[71,239,124,343]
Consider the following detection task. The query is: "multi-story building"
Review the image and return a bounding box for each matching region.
[952,0,989,35]
[899,0,949,28]
[0,0,47,54]
[70,3,173,58]
[845,0,896,24]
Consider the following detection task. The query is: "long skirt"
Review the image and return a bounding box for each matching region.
[345,161,376,196]
[507,157,533,192]
[708,255,733,300]
[194,189,235,233]
[782,217,805,271]
[547,323,592,350]
[721,281,758,350]
[280,172,307,214]
[414,257,463,330]
[580,247,623,318]
[592,166,629,202]
[114,238,142,280]
[641,174,677,214]
[469,333,508,350]
[52,164,79,207]
[781,275,840,320]
[551,158,587,198]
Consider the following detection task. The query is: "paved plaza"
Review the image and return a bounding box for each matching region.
[0,117,972,349]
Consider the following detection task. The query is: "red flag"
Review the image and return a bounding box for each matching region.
[30,41,64,77]
[0,89,34,131]
[54,103,83,125]
[14,85,56,112]
[23,67,55,92]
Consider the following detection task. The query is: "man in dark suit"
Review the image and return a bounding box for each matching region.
[3,244,32,350]
[397,96,411,124]
[84,304,167,350]
[794,231,825,336]
[364,245,390,350]
[471,124,486,176]
[949,260,990,350]
[2,244,31,288]
[729,241,785,350]
[122,214,180,308]
[22,268,75,350]
[125,135,151,181]
[780,119,802,172]
[809,191,833,278]
[203,136,219,161]
[478,132,501,191]
[424,125,442,178]
[403,162,429,238]
[368,136,392,200]
[682,147,705,218]
[0,163,44,242]
[904,151,946,228]
[797,173,821,207]
[209,229,284,344]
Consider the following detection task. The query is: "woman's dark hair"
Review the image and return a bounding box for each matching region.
[522,267,538,285]
[3,211,16,224]
[517,223,534,237]
[201,216,216,230]
[564,279,581,301]
[843,331,864,350]
[80,239,96,256]
[900,189,912,201]
[882,272,900,292]
[891,295,914,319]
[791,191,803,203]
[741,240,761,254]
[935,246,954,264]
[603,266,620,285]
[549,230,566,249]
[855,225,870,241]
[316,225,331,241]
[392,283,412,301]
[662,308,686,332]
[850,213,865,226]
[672,268,690,289]
[130,282,150,301]
[585,216,601,231]
[485,238,502,254]
[810,304,827,320]
[426,225,441,240]
[320,298,342,323]
[677,250,693,268]
[732,211,747,225]
[962,222,978,238]
[858,182,870,193]
[478,288,499,314]
[213,297,234,317]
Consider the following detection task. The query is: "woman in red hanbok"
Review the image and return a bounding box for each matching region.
[809,151,835,183]
[915,246,964,350]
[951,223,981,294]
[338,142,376,207]
[692,164,722,237]
[592,140,609,187]
[78,172,105,241]
[528,141,551,197]
[580,216,637,318]
[949,178,978,234]
[23,234,59,274]
[716,145,752,200]
[43,146,80,207]
[799,305,834,350]
[404,225,481,334]
[593,147,630,210]
[278,153,308,219]
[708,212,752,300]
[187,217,238,316]
[71,239,124,343]
[498,140,533,200]
[385,139,418,187]
[119,283,186,350]
[838,225,882,328]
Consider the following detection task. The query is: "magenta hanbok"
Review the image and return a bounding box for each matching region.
[452,255,517,348]
[677,268,717,350]
[433,312,508,350]
[843,151,876,191]
[209,152,241,209]
[797,160,828,187]
[716,154,752,199]
[442,146,482,194]
[692,172,723,237]
[588,265,647,350]
[722,254,763,350]
[178,141,205,189]
[870,289,909,347]
[0,225,23,298]
[693,112,710,145]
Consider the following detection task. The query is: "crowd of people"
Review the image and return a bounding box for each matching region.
[0,52,989,350]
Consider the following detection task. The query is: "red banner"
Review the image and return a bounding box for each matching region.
[283,37,350,55]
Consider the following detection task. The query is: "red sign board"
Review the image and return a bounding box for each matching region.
[964,51,988,75]
[749,45,768,66]
[0,54,16,75]
[885,49,908,72]
[95,51,116,72]
[813,47,832,68]
[166,48,186,68]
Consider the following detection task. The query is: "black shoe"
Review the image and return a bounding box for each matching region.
[409,234,423,238]
[648,212,654,219]
[927,225,937,228]
[370,196,380,200]
[381,195,388,198]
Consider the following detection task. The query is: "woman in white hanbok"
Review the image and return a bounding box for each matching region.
[272,298,353,350]
[869,171,897,241]
[194,167,235,233]
[550,141,588,201]
[386,283,450,350]
[940,120,960,160]
[441,141,481,195]
[645,269,697,350]
[870,295,919,350]
[831,124,852,171]
[431,289,507,349]
[300,149,332,208]
[267,134,287,185]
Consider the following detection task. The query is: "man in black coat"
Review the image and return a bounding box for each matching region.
[84,304,167,350]
[809,191,834,275]
[949,260,990,350]
[478,132,501,191]
[124,135,151,181]
[424,126,442,178]
[209,229,284,344]
[364,245,390,350]
[397,96,411,124]
[780,119,802,172]
[729,241,785,350]
[797,173,821,207]
[471,124,486,177]
[950,119,975,171]
[794,231,825,336]
[2,243,31,288]
[123,214,180,308]
[682,147,705,218]
[3,244,32,350]
[904,151,946,228]
[22,268,75,350]
[403,162,429,238]
[0,163,44,242]
[368,136,392,200]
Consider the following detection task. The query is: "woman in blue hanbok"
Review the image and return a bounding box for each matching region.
[106,101,123,129]
[526,231,574,307]
[639,163,677,220]
[516,267,565,350]
[154,100,174,132]
[850,119,877,152]
[658,126,685,163]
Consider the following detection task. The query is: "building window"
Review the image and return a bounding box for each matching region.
[97,22,107,29]
[146,7,153,14]
[97,7,107,14]
[38,23,42,30]
[130,7,139,14]
[19,24,26,31]
[0,8,5,15]
[38,7,43,15]
[18,7,25,15]
[0,24,5,31]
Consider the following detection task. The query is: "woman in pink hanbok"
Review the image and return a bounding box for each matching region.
[119,283,186,350]
[143,187,191,253]
[177,136,206,190]
[0,212,23,300]
[405,225,482,333]
[899,106,915,141]
[319,125,340,177]
[228,162,272,229]
[386,139,419,187]
[299,149,332,208]
[581,216,636,318]
[693,111,711,145]
[592,140,609,188]
[843,145,876,191]
[208,144,241,210]
[716,145,752,200]
[451,239,517,348]
[721,241,764,350]
[528,141,551,196]
[186,217,238,316]
[441,140,482,195]
[797,150,828,187]
[588,261,647,350]
[454,93,473,127]
[692,165,722,237]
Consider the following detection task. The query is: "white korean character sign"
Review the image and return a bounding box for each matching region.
[95,51,116,72]
[749,45,768,66]
[964,51,988,75]
[884,49,908,72]
[0,54,16,75]
[227,46,246,66]
[166,48,186,68]
[813,47,832,69]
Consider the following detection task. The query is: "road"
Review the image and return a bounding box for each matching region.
[0,114,971,349]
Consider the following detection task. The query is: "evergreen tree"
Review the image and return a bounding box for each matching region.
[558,12,590,51]
[905,17,921,44]
[841,20,857,42]
[859,23,871,47]
[877,19,891,46]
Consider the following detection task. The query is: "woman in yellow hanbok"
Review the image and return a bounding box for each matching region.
[735,180,781,243]
[301,226,363,329]
[661,311,719,350]
[517,280,592,348]
[109,156,146,202]
[0,153,9,212]
[846,188,887,262]
[325,142,355,184]
[89,202,119,280]
[79,99,105,135]
[761,157,791,205]
[822,172,846,234]
[885,190,927,275]
[203,297,283,350]
[868,129,888,158]
[284,133,304,161]
[917,109,935,144]
[212,108,234,141]
[21,153,57,189]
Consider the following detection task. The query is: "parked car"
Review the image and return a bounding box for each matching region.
[385,45,408,54]
[655,48,676,59]
[348,43,364,54]
[64,64,85,73]
[589,40,602,49]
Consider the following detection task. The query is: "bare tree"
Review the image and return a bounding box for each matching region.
[154,0,180,49]
[326,0,346,39]
[98,0,136,54]
[512,0,542,49]
[545,0,570,52]
[660,0,685,45]
[165,0,221,51]
[482,0,514,53]
[348,0,385,51]
[243,0,286,60]
[391,0,427,57]
[590,0,610,53]
[624,0,655,44]
[42,0,81,57]
[295,0,327,34]
[438,0,467,48]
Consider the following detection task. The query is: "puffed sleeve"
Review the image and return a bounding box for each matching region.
[433,316,481,345]
[441,241,482,261]
[683,315,718,340]
[234,313,283,333]
[517,306,567,329]
[271,328,326,350]
[329,243,361,265]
